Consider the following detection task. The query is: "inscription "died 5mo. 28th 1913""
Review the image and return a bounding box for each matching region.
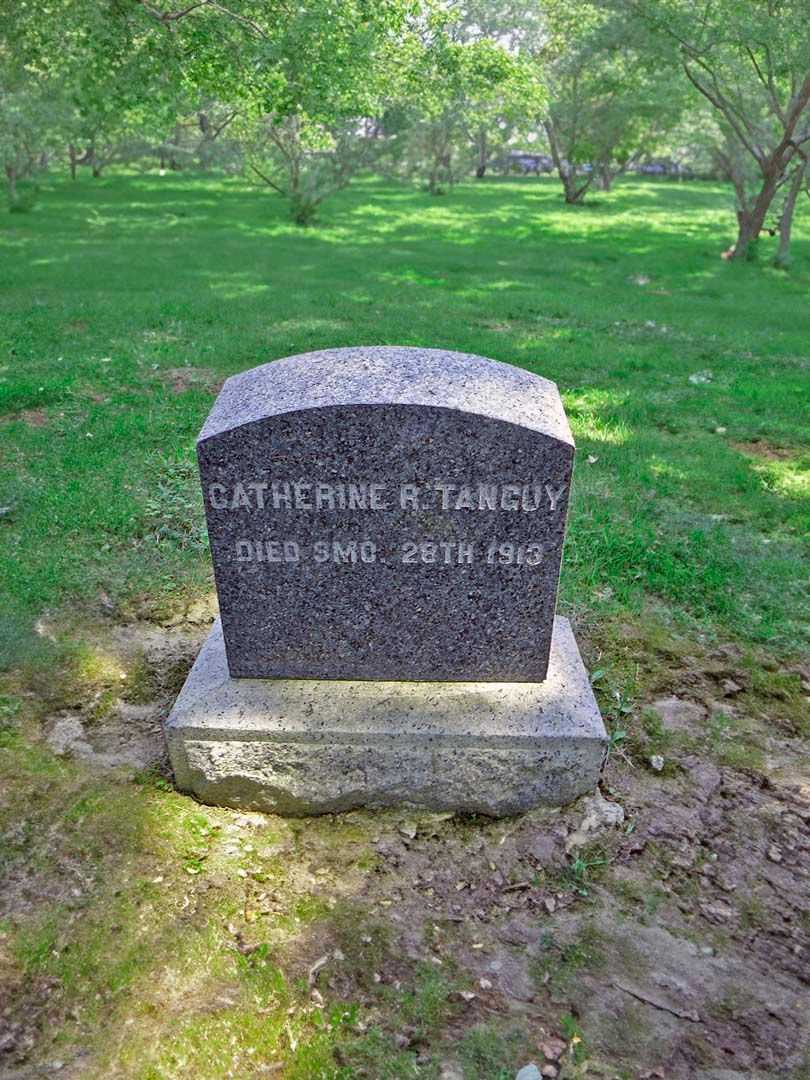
[233,538,546,567]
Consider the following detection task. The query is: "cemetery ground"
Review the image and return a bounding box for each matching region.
[1,172,809,1079]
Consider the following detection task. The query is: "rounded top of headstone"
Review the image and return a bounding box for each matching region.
[198,346,574,448]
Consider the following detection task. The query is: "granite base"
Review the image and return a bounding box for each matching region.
[165,617,607,817]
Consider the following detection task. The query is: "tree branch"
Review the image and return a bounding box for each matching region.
[212,111,238,138]
[248,162,285,195]
[137,1,207,25]
[681,60,760,164]
[204,1,269,38]
[136,0,270,37]
[744,44,784,124]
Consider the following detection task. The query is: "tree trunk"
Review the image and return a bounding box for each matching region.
[88,140,103,178]
[774,162,807,269]
[728,107,809,259]
[544,119,591,204]
[5,164,17,205]
[68,144,78,180]
[683,67,810,260]
[596,165,613,192]
[475,128,487,179]
[732,210,761,260]
[428,160,440,194]
[731,166,785,259]
[169,123,183,170]
[562,170,592,203]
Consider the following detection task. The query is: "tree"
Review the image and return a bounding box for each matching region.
[0,61,67,208]
[193,99,238,168]
[3,0,419,217]
[618,0,810,260]
[130,0,417,220]
[446,0,547,178]
[385,12,544,194]
[241,114,381,225]
[539,0,684,203]
[2,0,181,190]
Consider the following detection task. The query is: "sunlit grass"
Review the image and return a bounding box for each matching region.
[1,171,808,668]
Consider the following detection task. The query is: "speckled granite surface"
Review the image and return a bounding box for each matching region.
[197,346,575,681]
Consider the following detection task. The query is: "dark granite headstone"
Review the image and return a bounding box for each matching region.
[197,346,574,681]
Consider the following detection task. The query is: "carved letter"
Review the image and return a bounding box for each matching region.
[477,484,497,510]
[458,542,474,564]
[545,484,566,512]
[230,482,252,509]
[348,484,367,510]
[283,541,300,562]
[293,481,312,509]
[333,541,358,563]
[314,483,335,511]
[360,541,376,563]
[500,484,521,511]
[521,485,541,512]
[434,481,456,510]
[271,481,292,509]
[209,484,228,509]
[369,484,388,510]
[247,482,268,509]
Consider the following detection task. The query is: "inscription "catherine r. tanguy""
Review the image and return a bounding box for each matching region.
[208,480,567,513]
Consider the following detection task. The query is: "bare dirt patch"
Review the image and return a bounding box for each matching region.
[159,366,223,394]
[731,439,796,461]
[269,753,810,1078]
[8,410,49,429]
[35,621,208,775]
[4,618,809,1079]
[43,703,167,771]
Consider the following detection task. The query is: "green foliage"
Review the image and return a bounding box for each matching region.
[612,0,810,254]
[538,0,688,200]
[397,962,458,1040]
[240,113,382,224]
[143,451,207,552]
[0,693,21,747]
[387,15,545,193]
[533,924,607,995]
[7,179,39,212]
[460,1023,527,1079]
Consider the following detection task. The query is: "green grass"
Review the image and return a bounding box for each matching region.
[1,171,809,671]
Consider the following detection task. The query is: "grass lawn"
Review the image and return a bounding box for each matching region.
[1,172,809,667]
[0,173,809,1079]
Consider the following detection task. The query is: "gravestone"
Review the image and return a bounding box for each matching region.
[166,347,606,816]
[198,346,572,681]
